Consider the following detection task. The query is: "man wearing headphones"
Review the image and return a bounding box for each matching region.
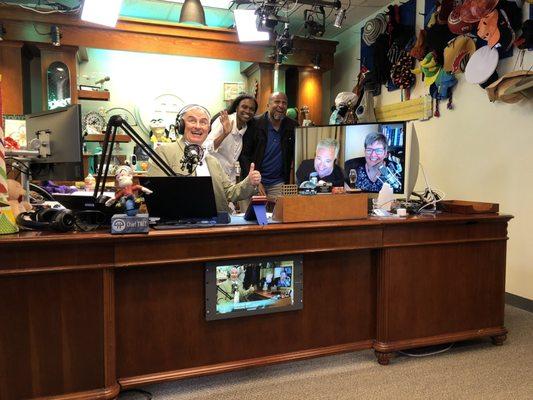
[147,105,261,213]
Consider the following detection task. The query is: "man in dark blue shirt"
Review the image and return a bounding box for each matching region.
[241,92,298,199]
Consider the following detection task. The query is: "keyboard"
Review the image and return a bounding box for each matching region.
[152,220,217,230]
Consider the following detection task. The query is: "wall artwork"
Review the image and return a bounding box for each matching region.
[223,82,246,101]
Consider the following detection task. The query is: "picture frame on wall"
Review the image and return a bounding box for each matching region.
[223,82,246,101]
[2,115,27,148]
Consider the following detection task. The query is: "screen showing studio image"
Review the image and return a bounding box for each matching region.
[294,122,406,194]
[205,256,303,321]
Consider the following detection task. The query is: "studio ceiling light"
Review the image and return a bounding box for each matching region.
[81,0,123,27]
[162,0,232,9]
[333,8,346,28]
[234,9,269,42]
[179,0,206,26]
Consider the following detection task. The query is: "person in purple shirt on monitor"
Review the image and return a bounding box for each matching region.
[241,92,298,200]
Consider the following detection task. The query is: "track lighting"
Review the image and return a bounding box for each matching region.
[333,8,346,28]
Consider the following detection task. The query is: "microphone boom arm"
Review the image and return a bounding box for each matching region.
[94,115,176,199]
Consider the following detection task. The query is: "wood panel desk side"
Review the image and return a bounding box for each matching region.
[0,214,512,398]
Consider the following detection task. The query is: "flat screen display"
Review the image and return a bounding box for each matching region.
[205,256,303,321]
[295,122,406,194]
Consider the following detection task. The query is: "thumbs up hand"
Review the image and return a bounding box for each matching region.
[248,162,261,186]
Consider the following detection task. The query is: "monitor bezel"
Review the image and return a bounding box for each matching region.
[205,255,303,321]
[294,121,408,195]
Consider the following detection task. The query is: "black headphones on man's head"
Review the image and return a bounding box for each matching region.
[174,104,212,136]
[16,208,76,232]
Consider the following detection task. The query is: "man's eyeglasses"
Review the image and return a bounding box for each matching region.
[365,148,385,156]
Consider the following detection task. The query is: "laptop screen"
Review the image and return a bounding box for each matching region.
[139,176,218,222]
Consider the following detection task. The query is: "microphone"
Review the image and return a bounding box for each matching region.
[95,76,110,85]
[180,143,204,174]
[378,163,402,190]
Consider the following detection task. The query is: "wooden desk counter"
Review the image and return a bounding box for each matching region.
[0,214,511,399]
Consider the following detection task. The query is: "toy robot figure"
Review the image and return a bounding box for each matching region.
[105,165,153,216]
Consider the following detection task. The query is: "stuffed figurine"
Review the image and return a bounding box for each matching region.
[105,165,152,216]
[7,179,32,218]
[149,118,171,148]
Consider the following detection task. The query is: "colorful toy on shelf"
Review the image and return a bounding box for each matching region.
[149,118,171,148]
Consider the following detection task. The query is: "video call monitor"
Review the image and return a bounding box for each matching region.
[26,104,84,181]
[205,256,303,321]
[294,122,408,194]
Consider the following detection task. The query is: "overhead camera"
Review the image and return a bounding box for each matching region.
[304,7,326,38]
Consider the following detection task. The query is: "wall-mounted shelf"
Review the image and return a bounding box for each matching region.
[78,90,110,101]
[85,134,131,142]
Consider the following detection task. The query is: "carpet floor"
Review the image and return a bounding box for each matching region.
[119,305,533,399]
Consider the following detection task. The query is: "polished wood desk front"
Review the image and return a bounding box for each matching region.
[0,214,511,400]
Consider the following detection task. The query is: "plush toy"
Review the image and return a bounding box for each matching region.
[105,165,152,216]
[7,179,32,218]
[149,118,171,148]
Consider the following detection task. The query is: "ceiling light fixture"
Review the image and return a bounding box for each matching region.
[81,0,123,27]
[179,0,206,26]
[276,23,293,55]
[50,25,61,47]
[333,8,346,28]
[162,0,232,9]
[304,7,326,38]
[255,3,281,32]
[234,9,269,42]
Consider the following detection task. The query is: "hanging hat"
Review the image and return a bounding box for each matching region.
[334,92,358,107]
[362,15,387,46]
[437,0,456,25]
[465,45,499,84]
[443,35,477,73]
[486,70,533,103]
[496,9,515,52]
[496,0,522,31]
[410,29,427,60]
[460,0,499,23]
[426,24,455,66]
[413,52,442,87]
[391,52,416,88]
[477,10,500,48]
[448,6,476,34]
[431,70,458,99]
[516,20,533,49]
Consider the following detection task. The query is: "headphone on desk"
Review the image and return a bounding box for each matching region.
[16,208,76,232]
[174,104,212,135]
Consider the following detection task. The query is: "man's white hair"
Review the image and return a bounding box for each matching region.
[316,138,339,158]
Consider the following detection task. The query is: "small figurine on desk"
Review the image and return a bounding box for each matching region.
[106,165,152,234]
[105,165,152,217]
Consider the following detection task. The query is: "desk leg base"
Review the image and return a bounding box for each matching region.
[375,350,393,365]
[491,333,507,346]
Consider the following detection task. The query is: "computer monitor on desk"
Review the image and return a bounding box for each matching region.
[26,104,83,181]
[138,176,218,223]
[294,121,420,199]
